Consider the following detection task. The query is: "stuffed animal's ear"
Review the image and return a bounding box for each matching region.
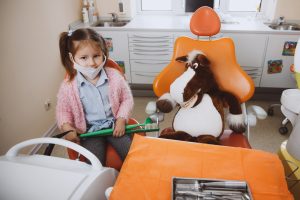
[197,54,210,66]
[176,55,188,63]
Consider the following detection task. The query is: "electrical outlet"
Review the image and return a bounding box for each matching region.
[44,99,51,111]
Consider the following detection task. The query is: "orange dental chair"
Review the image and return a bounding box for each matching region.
[153,6,261,148]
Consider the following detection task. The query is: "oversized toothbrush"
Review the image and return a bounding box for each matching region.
[79,117,159,138]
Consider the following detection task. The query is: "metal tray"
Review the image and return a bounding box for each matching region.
[172,177,253,200]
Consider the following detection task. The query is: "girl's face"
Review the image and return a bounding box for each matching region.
[73,42,104,68]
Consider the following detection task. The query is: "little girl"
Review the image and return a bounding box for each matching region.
[56,28,134,165]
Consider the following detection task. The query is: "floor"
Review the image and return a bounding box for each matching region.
[41,97,291,158]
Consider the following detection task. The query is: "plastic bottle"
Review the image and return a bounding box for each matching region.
[88,0,95,23]
[82,7,89,24]
[118,0,124,13]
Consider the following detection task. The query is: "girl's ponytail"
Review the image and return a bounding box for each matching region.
[59,32,76,81]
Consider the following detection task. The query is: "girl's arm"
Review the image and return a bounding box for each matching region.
[115,76,134,120]
[113,117,126,137]
[61,123,80,144]
[56,82,79,143]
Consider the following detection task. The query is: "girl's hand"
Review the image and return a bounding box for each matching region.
[64,130,80,144]
[113,118,126,137]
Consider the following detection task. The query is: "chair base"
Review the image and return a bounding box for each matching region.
[220,130,251,148]
[160,128,251,148]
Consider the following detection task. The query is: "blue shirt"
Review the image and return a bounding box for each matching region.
[76,69,114,126]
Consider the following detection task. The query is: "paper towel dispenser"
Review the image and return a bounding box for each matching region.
[185,0,214,12]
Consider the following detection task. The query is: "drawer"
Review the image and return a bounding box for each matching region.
[130,60,169,73]
[128,33,172,39]
[130,51,173,60]
[241,67,262,87]
[129,46,173,53]
[129,45,173,51]
[242,67,262,76]
[249,75,261,87]
[129,38,173,45]
[131,72,158,84]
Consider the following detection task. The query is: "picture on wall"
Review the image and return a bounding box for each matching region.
[282,41,297,56]
[105,38,113,52]
[267,60,283,74]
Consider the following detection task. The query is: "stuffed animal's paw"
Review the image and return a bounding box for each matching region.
[196,135,220,145]
[156,99,174,113]
[156,93,177,113]
[227,113,246,133]
[159,130,195,141]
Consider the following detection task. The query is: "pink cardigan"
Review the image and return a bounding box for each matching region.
[56,67,134,133]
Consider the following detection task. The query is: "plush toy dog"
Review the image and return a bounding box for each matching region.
[156,50,246,144]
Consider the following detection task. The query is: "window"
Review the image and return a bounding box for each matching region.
[137,0,266,16]
[219,0,263,12]
[136,0,184,14]
[141,0,172,11]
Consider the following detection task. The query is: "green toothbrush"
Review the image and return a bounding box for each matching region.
[79,117,159,138]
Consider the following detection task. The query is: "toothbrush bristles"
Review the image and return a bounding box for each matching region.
[145,123,159,130]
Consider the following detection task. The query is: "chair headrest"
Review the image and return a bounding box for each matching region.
[190,6,221,37]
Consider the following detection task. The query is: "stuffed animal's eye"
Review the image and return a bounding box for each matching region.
[192,63,199,69]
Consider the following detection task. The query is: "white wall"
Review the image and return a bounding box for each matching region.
[0,0,81,154]
[95,0,135,18]
[274,0,300,21]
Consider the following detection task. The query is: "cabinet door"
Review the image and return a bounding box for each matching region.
[129,32,173,84]
[128,32,173,61]
[223,33,268,68]
[97,31,131,82]
[98,31,129,60]
[260,35,299,88]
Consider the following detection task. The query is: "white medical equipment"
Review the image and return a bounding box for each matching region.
[276,37,300,199]
[0,138,118,200]
[268,37,300,134]
[285,37,300,159]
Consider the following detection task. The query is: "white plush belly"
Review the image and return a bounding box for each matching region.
[173,94,222,137]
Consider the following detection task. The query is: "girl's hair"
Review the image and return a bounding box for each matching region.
[59,28,108,81]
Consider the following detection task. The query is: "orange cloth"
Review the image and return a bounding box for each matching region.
[110,135,293,200]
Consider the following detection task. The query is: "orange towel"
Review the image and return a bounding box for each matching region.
[110,135,293,200]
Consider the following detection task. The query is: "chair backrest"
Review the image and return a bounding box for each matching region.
[190,6,220,36]
[105,58,125,78]
[153,6,254,103]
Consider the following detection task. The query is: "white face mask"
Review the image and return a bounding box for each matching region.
[71,54,106,80]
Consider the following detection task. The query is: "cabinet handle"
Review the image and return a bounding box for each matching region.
[133,53,169,56]
[247,73,259,76]
[131,39,170,43]
[132,44,170,48]
[134,61,169,65]
[135,73,156,77]
[132,48,170,52]
[243,68,259,72]
[132,35,170,39]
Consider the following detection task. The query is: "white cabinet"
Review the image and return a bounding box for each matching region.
[128,32,174,84]
[223,33,268,87]
[260,35,299,88]
[97,31,131,82]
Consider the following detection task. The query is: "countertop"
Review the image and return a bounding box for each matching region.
[73,15,300,35]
